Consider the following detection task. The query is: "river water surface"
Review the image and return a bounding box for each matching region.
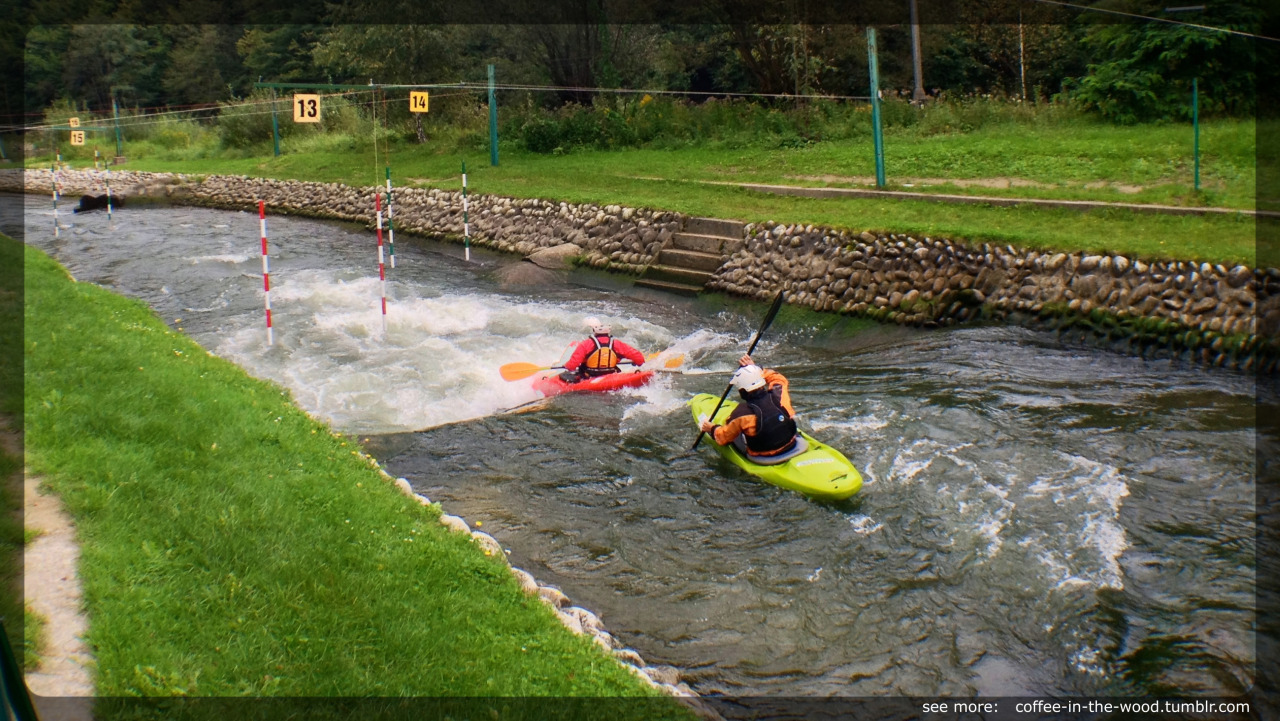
[10,194,1264,699]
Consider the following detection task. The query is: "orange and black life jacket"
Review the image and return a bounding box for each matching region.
[583,336,621,375]
[741,386,798,455]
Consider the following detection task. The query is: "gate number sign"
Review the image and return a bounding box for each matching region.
[410,92,429,113]
[68,117,81,127]
[70,130,85,146]
[293,94,321,123]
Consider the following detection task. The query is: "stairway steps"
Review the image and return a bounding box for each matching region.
[634,278,704,296]
[634,216,743,296]
[642,264,715,286]
[657,248,725,272]
[684,217,745,238]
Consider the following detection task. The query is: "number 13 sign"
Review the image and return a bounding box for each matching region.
[293,94,321,123]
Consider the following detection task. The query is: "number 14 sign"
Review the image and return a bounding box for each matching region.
[293,94,321,123]
[409,92,429,113]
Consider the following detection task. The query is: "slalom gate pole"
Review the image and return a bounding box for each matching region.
[385,167,396,268]
[95,148,100,170]
[376,193,388,334]
[51,156,59,237]
[462,160,471,262]
[105,166,113,221]
[259,201,273,346]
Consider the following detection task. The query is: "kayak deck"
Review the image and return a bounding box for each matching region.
[688,393,863,501]
[532,369,655,398]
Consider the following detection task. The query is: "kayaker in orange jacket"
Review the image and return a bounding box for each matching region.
[699,354,799,458]
[559,317,646,382]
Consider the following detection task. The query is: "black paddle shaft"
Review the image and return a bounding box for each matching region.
[691,291,786,451]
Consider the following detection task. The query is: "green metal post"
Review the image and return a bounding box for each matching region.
[487,64,499,166]
[867,28,886,188]
[1192,77,1200,191]
[112,95,123,158]
[271,87,281,157]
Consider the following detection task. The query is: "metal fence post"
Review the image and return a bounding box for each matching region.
[488,64,499,167]
[867,27,886,188]
[1193,77,1200,191]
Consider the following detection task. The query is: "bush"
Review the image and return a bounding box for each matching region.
[521,117,560,153]
[218,91,291,149]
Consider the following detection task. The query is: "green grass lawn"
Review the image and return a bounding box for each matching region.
[29,114,1262,267]
[19,236,681,705]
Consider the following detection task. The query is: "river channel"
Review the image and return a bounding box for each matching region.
[9,193,1264,699]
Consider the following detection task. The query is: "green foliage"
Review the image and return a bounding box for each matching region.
[1070,1,1259,123]
[217,90,294,149]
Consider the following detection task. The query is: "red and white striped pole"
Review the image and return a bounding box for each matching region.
[259,201,273,346]
[375,193,388,334]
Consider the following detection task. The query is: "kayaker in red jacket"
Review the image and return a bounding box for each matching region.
[699,354,799,458]
[560,318,646,382]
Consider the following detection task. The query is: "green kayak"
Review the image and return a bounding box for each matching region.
[688,393,863,501]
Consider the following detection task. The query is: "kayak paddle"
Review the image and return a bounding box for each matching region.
[499,351,684,382]
[691,290,786,451]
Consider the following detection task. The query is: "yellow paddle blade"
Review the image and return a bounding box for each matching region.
[499,362,552,382]
[662,353,685,368]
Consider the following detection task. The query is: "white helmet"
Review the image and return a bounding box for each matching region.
[584,316,611,335]
[731,364,767,393]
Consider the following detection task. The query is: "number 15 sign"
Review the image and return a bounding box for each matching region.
[293,94,321,123]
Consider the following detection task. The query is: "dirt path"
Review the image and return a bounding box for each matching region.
[21,459,95,719]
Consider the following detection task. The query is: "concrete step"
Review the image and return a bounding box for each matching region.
[657,248,725,272]
[634,278,703,296]
[685,217,745,238]
[640,264,714,286]
[671,232,728,254]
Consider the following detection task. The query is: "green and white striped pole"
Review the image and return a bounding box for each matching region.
[462,161,471,262]
[51,156,60,238]
[385,167,396,268]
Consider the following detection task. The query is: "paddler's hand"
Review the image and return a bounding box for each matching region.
[739,354,754,367]
[699,421,717,434]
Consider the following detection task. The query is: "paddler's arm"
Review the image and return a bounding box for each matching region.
[699,413,756,445]
[613,340,646,366]
[561,338,593,371]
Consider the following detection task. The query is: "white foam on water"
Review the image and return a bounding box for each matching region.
[1018,452,1130,591]
[807,414,889,434]
[847,515,882,535]
[190,253,252,264]
[203,267,717,434]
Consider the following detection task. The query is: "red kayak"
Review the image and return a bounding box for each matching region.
[532,370,656,398]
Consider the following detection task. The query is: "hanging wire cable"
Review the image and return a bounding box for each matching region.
[1028,0,1278,42]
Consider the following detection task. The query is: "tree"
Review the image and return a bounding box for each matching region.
[1070,0,1259,122]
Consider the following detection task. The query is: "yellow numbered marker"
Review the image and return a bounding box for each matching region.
[293,94,321,123]
[409,91,429,113]
[70,130,85,146]
[68,117,81,128]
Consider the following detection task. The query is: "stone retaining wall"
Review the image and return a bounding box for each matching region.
[711,222,1276,372]
[6,168,1275,372]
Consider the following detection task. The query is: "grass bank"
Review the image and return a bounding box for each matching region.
[27,103,1261,267]
[0,231,33,670]
[19,235,677,705]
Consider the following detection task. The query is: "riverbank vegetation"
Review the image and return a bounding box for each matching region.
[14,8,1262,266]
[18,235,673,702]
[22,98,1260,267]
